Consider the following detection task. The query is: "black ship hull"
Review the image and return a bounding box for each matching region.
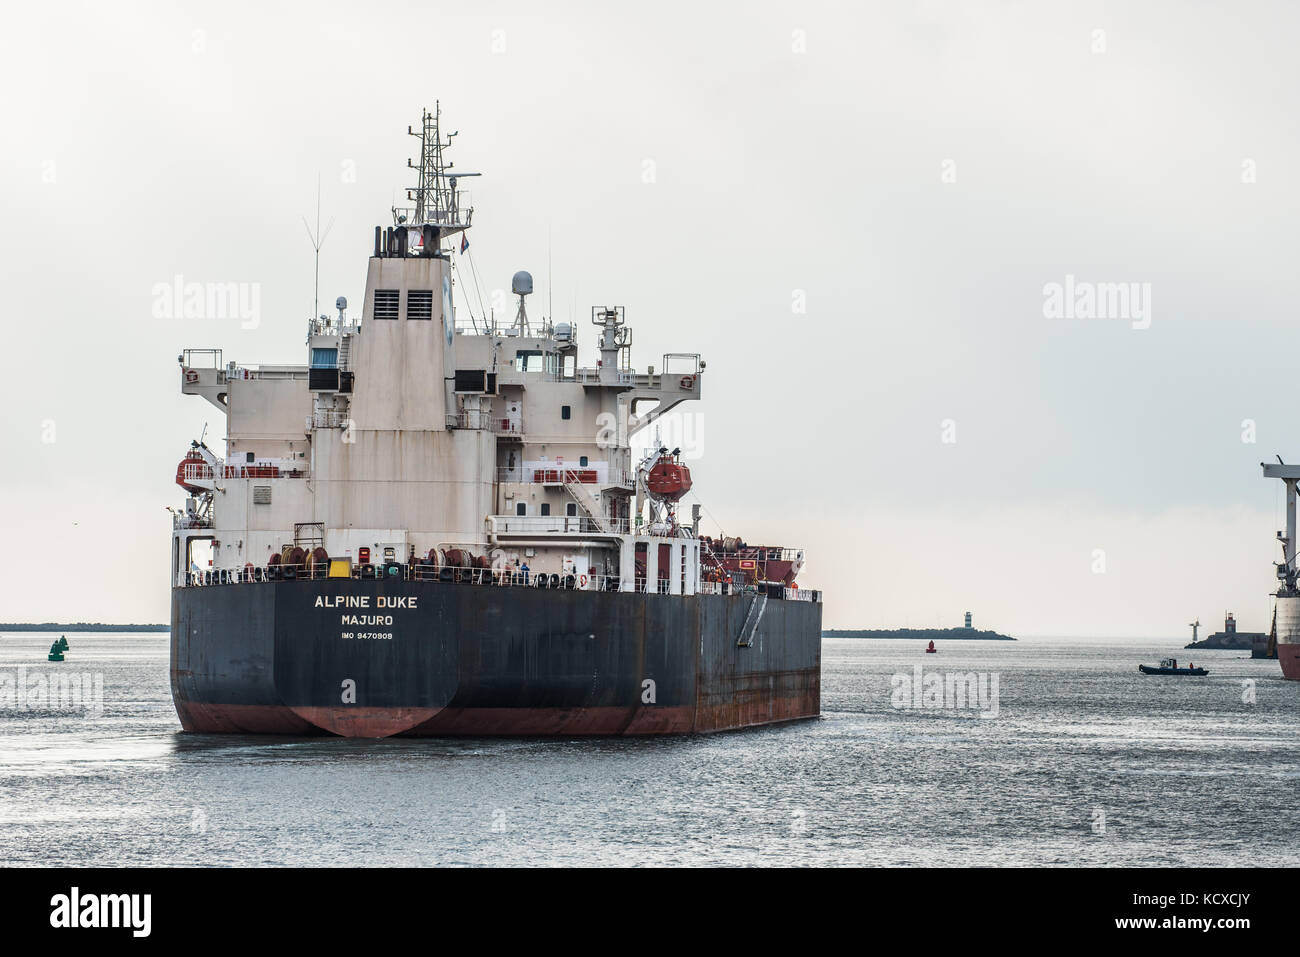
[170,580,822,737]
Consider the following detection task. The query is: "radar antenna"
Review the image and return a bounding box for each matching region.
[512,271,533,335]
[302,174,334,322]
[393,102,481,252]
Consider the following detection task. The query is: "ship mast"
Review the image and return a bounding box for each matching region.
[1263,457,1300,591]
[393,102,480,251]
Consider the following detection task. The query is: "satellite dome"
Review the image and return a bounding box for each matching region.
[512,271,533,296]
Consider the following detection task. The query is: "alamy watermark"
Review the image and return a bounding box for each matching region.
[0,667,103,714]
[151,274,261,329]
[1043,274,1151,330]
[890,665,1000,718]
[596,408,705,459]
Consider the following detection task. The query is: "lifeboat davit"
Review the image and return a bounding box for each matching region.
[647,455,692,502]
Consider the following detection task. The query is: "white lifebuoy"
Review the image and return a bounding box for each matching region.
[579,574,588,587]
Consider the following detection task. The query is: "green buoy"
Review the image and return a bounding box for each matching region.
[57,635,69,652]
[47,641,64,662]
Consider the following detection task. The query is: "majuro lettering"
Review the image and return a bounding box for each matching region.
[314,595,414,637]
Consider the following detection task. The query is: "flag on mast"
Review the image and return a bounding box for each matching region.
[460,234,469,254]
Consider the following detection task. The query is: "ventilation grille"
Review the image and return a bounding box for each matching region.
[407,289,434,321]
[373,289,400,320]
[253,486,272,505]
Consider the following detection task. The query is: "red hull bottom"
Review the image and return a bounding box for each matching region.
[174,698,819,738]
[1279,641,1300,680]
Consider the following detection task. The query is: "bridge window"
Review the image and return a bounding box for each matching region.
[310,348,338,369]
[513,350,543,372]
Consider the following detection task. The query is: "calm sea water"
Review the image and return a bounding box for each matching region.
[0,632,1293,866]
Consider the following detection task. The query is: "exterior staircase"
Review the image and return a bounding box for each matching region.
[562,473,613,534]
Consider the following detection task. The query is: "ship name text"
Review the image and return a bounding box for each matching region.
[314,595,418,609]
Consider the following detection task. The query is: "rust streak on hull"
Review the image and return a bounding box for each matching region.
[172,701,819,738]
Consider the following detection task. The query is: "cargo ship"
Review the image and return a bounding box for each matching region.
[1262,460,1300,677]
[168,105,822,737]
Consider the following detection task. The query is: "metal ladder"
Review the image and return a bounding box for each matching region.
[737,593,767,647]
[338,334,352,372]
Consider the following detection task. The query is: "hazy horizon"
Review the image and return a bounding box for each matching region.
[3,2,1298,637]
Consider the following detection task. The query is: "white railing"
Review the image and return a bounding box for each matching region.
[451,415,526,435]
[699,581,745,596]
[312,409,350,429]
[182,462,306,483]
[171,514,213,530]
[308,316,359,337]
[181,348,222,369]
[178,562,820,600]
[702,546,804,563]
[661,352,702,376]
[223,367,308,381]
[445,410,514,430]
[545,369,653,387]
[495,466,633,487]
[491,515,631,536]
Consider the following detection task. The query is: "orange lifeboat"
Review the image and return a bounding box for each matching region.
[647,453,692,502]
[175,449,211,494]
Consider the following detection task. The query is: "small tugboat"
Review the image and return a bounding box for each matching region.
[47,641,64,662]
[1138,657,1207,676]
[925,640,937,654]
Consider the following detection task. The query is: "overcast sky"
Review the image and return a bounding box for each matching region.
[3,1,1299,635]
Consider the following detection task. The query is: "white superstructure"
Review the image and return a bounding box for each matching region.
[172,105,711,596]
